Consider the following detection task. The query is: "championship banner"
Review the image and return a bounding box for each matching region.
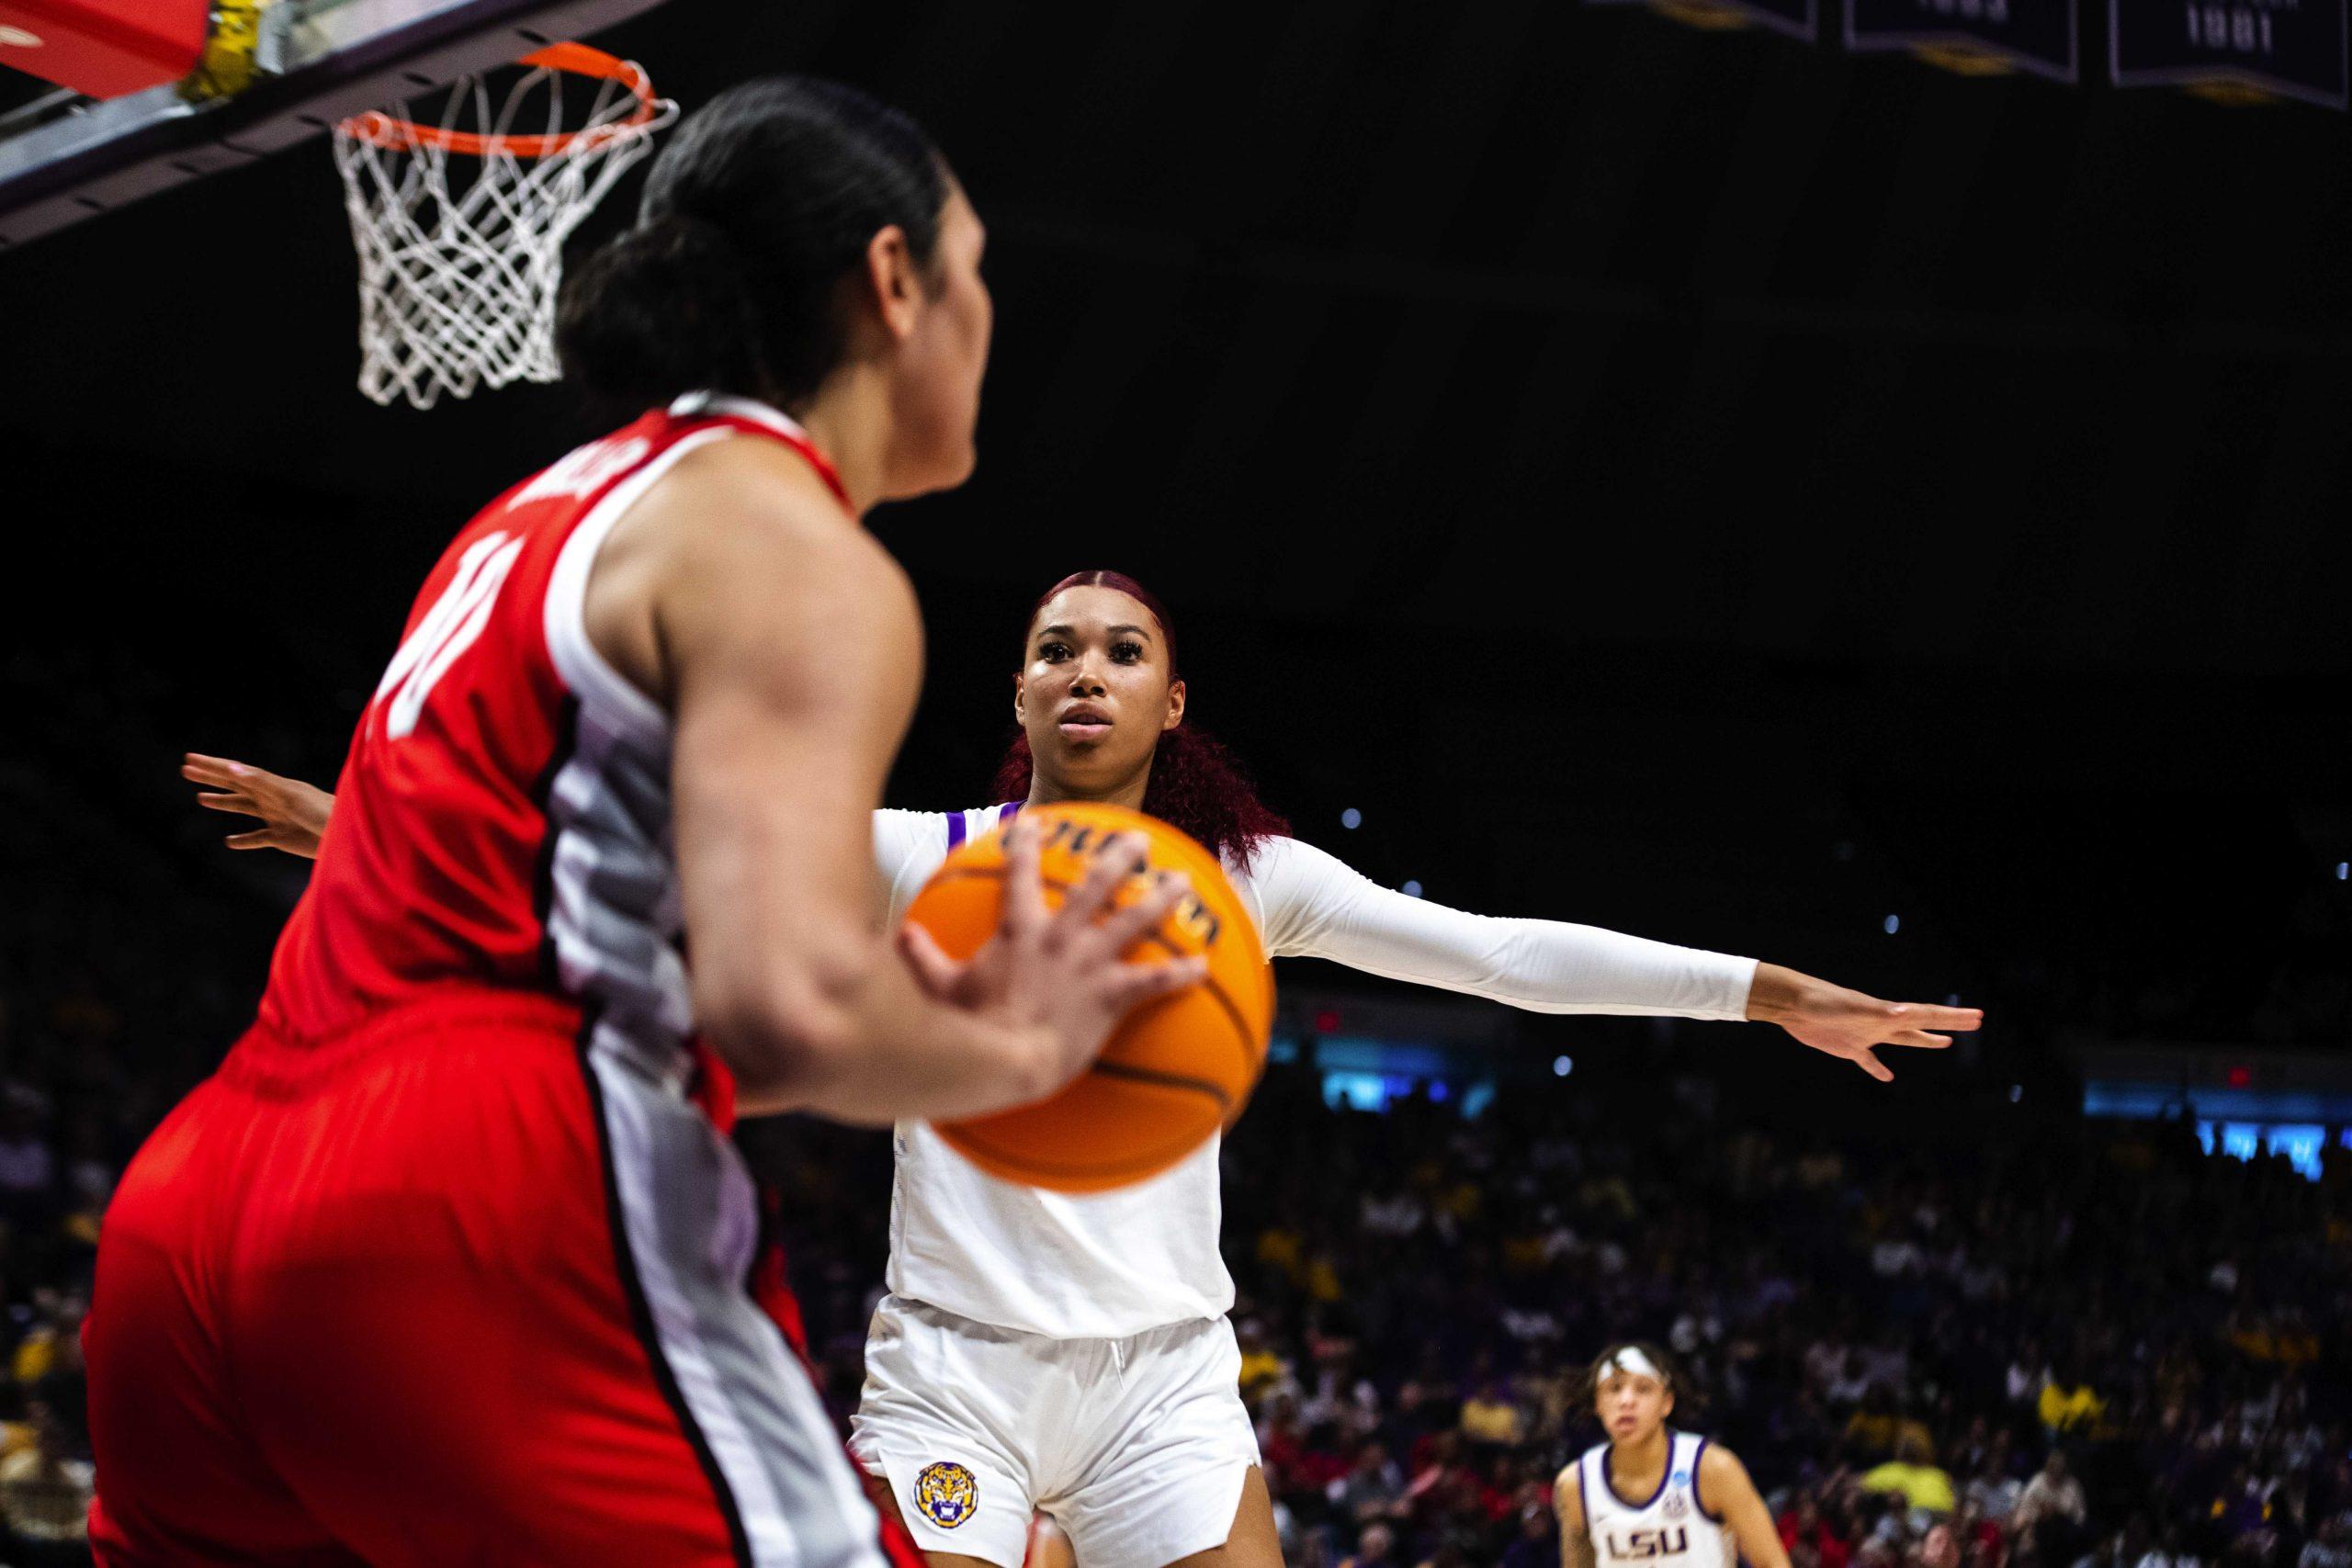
[2110,0,2347,107]
[1846,0,2079,78]
[1589,0,1816,42]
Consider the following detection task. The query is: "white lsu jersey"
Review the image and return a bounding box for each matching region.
[1573,1431,1734,1568]
[867,806,1758,1341]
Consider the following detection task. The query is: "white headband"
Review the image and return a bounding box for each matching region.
[1601,1347,1665,1383]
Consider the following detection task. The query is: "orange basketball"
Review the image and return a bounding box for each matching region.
[904,801,1274,1193]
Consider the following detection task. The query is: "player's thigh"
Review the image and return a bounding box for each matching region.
[865,1472,1005,1568]
[1057,1452,1274,1568]
[851,1295,1053,1568]
[233,1034,881,1566]
[85,1091,363,1567]
[1057,1312,1268,1568]
[1055,1359,1263,1564]
[224,1041,747,1563]
[1160,1466,1284,1568]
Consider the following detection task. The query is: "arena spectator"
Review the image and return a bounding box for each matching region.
[2016,1451,2091,1562]
[1343,1522,1402,1568]
[1331,1440,1412,1529]
[1460,1380,1526,1449]
[1861,1435,1957,1516]
[0,1398,92,1567]
[2040,1366,2108,1436]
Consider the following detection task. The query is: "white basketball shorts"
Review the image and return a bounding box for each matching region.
[849,1294,1261,1567]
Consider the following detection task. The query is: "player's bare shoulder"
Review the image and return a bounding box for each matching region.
[1555,1460,1586,1527]
[592,429,917,706]
[678,434,915,631]
[635,432,878,570]
[1695,1439,1750,1497]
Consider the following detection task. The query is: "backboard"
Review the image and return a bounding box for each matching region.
[0,0,671,249]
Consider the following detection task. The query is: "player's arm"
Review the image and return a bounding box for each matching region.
[1555,1467,1597,1568]
[1253,836,1978,1080]
[618,441,1201,1124]
[1698,1445,1791,1568]
[185,756,923,911]
[182,754,334,857]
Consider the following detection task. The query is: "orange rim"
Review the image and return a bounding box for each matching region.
[338,42,660,158]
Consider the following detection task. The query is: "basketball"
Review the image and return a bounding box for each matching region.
[903,802,1274,1193]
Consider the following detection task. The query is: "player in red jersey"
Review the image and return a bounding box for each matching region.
[84,77,1204,1568]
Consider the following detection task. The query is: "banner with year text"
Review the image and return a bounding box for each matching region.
[2110,0,2347,107]
[1847,0,2080,77]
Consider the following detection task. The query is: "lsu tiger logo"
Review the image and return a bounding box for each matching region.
[913,1461,979,1530]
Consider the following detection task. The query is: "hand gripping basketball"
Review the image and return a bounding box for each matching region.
[901,804,1275,1192]
[898,817,1209,1104]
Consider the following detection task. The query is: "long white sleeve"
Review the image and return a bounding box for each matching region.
[1245,835,1756,1021]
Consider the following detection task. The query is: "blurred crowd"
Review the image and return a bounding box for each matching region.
[768,1057,2351,1568]
[0,978,124,1566]
[4,645,2348,1568]
[5,930,2348,1568]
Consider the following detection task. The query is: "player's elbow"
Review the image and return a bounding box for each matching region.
[694,940,879,1109]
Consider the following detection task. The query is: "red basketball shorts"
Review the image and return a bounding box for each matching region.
[85,990,917,1568]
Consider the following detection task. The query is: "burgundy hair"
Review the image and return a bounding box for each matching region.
[990,570,1290,873]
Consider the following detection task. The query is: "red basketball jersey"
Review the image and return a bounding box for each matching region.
[259,393,849,1063]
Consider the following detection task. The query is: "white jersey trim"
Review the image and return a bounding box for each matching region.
[669,390,818,442]
[543,427,733,746]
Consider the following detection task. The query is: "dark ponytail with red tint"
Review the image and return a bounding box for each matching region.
[558,76,948,415]
[992,570,1289,874]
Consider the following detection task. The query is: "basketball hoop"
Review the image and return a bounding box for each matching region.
[333,43,675,409]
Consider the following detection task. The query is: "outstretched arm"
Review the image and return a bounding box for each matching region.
[1699,1445,1792,1568]
[190,761,933,912]
[182,753,334,858]
[1252,836,1977,1079]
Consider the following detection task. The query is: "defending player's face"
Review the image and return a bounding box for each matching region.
[1595,1370,1673,1444]
[1015,587,1185,791]
[888,182,993,496]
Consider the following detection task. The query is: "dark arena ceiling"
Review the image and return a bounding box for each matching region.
[4,0,2347,1085]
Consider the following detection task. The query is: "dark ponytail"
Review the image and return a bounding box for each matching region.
[991,570,1292,874]
[557,75,948,413]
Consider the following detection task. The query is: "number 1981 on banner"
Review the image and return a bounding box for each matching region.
[2184,2,2277,51]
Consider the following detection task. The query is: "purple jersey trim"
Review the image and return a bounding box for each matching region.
[1690,1436,1724,1523]
[946,802,1021,856]
[1602,1438,1673,1512]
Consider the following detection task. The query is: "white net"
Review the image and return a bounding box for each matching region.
[333,51,676,409]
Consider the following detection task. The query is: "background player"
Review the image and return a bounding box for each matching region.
[1558,1345,1789,1568]
[88,79,1204,1567]
[182,570,1978,1568]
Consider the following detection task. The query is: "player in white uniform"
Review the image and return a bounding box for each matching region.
[182,568,1981,1568]
[854,573,1975,1568]
[1558,1346,1788,1568]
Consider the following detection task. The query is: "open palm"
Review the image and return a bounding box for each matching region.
[182,752,334,859]
[1753,964,1982,1082]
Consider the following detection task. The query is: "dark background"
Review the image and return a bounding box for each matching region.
[4,0,2347,1110]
